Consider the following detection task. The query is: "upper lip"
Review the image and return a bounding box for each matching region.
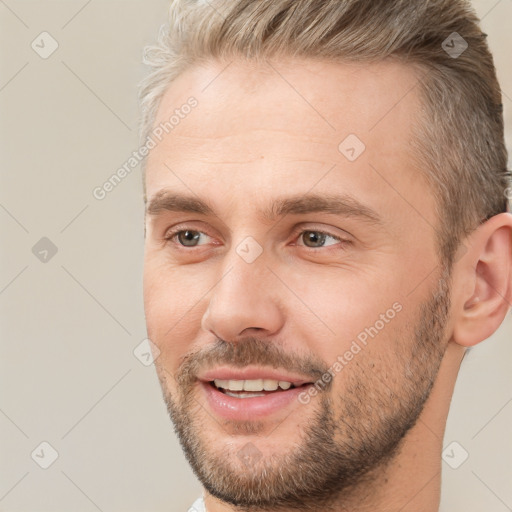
[198,366,314,387]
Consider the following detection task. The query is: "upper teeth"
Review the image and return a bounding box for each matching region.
[213,379,293,391]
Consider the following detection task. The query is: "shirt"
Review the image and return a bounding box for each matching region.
[188,496,206,512]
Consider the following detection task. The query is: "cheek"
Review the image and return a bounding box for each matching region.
[143,254,199,318]
[289,270,411,379]
[292,269,400,335]
[143,260,208,370]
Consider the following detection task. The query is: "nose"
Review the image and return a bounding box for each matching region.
[200,245,285,342]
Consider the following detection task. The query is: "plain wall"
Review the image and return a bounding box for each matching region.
[0,1,510,511]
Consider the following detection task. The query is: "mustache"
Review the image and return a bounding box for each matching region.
[175,337,331,390]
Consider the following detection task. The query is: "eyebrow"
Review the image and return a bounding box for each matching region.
[146,190,383,226]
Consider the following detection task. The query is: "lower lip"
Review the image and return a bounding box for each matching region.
[200,381,312,421]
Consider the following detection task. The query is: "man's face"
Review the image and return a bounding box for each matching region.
[143,58,453,509]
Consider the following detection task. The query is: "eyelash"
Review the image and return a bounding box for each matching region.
[163,225,351,252]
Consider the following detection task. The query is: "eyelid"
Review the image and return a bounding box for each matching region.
[163,222,353,250]
[163,223,215,245]
[289,224,352,243]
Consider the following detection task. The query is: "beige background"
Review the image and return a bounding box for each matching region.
[0,1,511,511]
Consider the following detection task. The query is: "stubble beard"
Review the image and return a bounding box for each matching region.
[157,270,451,511]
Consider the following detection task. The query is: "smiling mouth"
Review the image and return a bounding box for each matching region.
[209,379,311,398]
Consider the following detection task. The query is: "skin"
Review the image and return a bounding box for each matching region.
[142,57,512,512]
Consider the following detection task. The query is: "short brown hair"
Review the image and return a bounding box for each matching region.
[139,0,510,266]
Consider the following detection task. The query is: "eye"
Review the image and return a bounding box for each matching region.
[163,226,351,252]
[165,229,212,247]
[296,230,346,249]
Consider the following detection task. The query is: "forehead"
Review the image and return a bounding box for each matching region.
[144,57,436,230]
[153,57,420,138]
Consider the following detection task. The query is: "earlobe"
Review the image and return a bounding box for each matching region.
[452,213,512,348]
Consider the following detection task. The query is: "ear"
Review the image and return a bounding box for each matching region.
[452,212,512,347]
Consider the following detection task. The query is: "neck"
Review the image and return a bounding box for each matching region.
[203,342,466,512]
